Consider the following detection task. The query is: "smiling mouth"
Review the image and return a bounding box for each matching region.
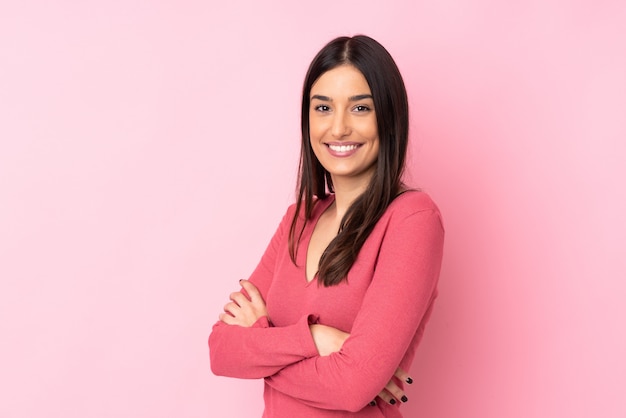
[326,144,361,152]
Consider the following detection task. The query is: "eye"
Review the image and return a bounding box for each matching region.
[314,104,331,112]
[353,105,371,112]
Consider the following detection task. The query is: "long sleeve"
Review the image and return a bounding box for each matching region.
[209,314,318,379]
[264,207,445,412]
[208,207,319,379]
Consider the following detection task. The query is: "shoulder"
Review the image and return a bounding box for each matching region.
[389,190,441,216]
[386,190,444,231]
[284,202,298,219]
[284,195,334,220]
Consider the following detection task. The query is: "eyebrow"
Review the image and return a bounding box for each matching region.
[311,94,373,102]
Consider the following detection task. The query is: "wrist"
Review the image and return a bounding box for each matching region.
[309,324,349,356]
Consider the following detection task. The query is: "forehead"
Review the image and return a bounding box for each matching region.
[310,65,371,96]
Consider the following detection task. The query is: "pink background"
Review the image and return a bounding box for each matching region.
[1,1,625,417]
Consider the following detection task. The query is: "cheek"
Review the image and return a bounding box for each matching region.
[366,120,379,140]
[369,132,380,161]
[309,137,325,160]
[308,116,323,141]
[308,125,324,158]
[355,116,378,141]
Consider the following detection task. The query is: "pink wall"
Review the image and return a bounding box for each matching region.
[1,1,625,417]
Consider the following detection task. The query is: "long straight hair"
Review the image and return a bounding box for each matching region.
[289,35,410,286]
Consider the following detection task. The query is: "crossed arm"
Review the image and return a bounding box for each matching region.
[219,279,413,407]
[210,205,444,411]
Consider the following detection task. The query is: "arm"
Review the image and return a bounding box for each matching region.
[208,208,320,379]
[209,313,318,379]
[310,325,413,406]
[264,208,444,411]
[309,324,350,356]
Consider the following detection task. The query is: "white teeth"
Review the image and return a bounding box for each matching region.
[328,144,359,152]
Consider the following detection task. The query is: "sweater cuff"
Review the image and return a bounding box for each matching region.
[251,316,271,328]
[298,314,320,358]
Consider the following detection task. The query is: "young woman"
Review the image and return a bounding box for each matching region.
[209,35,444,418]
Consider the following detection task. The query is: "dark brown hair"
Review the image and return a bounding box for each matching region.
[289,35,409,286]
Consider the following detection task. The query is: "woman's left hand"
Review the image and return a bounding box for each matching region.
[219,280,268,327]
[370,368,412,406]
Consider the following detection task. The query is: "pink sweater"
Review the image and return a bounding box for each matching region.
[209,191,444,417]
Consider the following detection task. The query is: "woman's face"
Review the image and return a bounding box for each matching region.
[309,65,379,189]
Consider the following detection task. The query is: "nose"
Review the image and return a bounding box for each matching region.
[330,110,351,138]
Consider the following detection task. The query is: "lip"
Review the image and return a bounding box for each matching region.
[324,142,363,158]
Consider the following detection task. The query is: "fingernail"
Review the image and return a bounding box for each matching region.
[405,377,413,384]
[389,399,396,405]
[369,401,376,406]
[401,395,408,403]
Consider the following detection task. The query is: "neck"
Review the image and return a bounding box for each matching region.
[329,174,371,219]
